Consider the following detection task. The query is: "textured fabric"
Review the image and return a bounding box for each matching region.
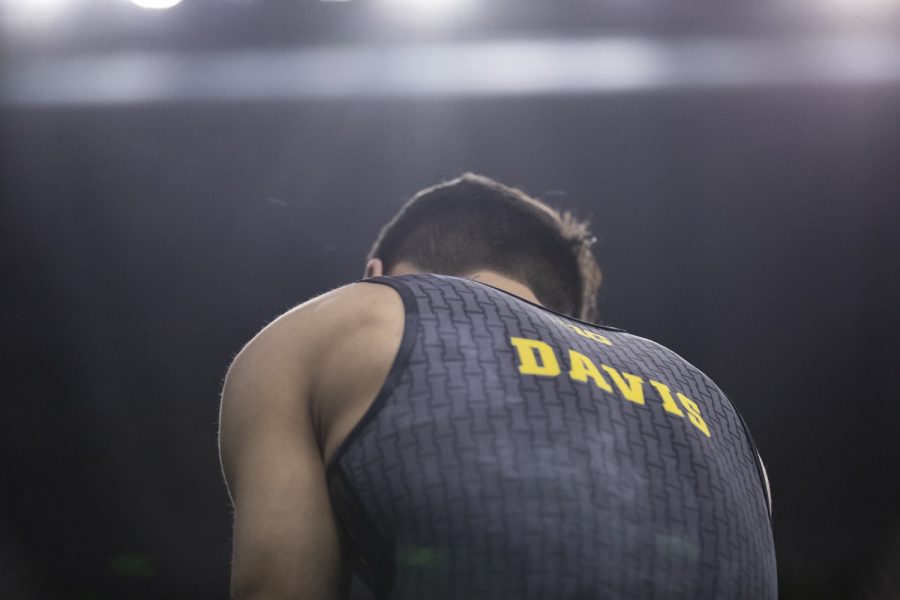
[326,273,777,599]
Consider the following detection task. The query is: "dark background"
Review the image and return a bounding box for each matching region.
[2,1,899,598]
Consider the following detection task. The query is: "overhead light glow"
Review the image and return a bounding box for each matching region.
[820,0,900,17]
[0,0,69,20]
[382,0,478,25]
[130,0,183,9]
[6,35,900,107]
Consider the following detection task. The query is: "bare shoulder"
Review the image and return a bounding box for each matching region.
[218,279,403,599]
[306,279,404,331]
[221,280,406,465]
[234,279,403,362]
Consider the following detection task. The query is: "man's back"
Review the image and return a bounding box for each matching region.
[326,274,777,599]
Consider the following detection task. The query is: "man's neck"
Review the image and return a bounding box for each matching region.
[462,271,542,306]
[387,261,542,306]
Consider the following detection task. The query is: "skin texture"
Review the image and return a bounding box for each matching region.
[219,263,542,599]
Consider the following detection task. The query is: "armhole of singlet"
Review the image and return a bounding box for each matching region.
[632,334,774,524]
[695,375,773,523]
[324,276,419,475]
[722,392,774,524]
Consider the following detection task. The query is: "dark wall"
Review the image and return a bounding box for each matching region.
[2,86,899,598]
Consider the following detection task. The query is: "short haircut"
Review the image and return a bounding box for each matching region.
[366,173,603,322]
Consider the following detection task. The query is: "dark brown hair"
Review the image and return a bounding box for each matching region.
[366,173,603,321]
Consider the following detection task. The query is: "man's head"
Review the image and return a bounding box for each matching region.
[365,173,603,322]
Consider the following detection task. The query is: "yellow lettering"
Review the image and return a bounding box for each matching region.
[553,318,613,346]
[510,337,713,439]
[509,337,561,377]
[677,393,711,438]
[601,365,646,405]
[568,350,613,392]
[649,380,685,417]
[567,323,612,346]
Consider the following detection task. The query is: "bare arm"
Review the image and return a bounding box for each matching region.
[218,304,349,599]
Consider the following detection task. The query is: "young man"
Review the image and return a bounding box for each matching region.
[218,173,777,599]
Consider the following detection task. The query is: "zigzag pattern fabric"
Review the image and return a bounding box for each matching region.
[327,273,776,599]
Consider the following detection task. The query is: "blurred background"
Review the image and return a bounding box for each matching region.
[2,0,899,598]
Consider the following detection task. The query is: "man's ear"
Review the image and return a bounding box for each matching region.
[364,258,384,278]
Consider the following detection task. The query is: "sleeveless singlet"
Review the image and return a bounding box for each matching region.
[326,273,777,599]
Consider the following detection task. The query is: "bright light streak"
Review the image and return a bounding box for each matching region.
[5,35,900,106]
[381,0,478,25]
[130,0,183,9]
[0,0,69,21]
[819,0,900,18]
[18,0,68,10]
